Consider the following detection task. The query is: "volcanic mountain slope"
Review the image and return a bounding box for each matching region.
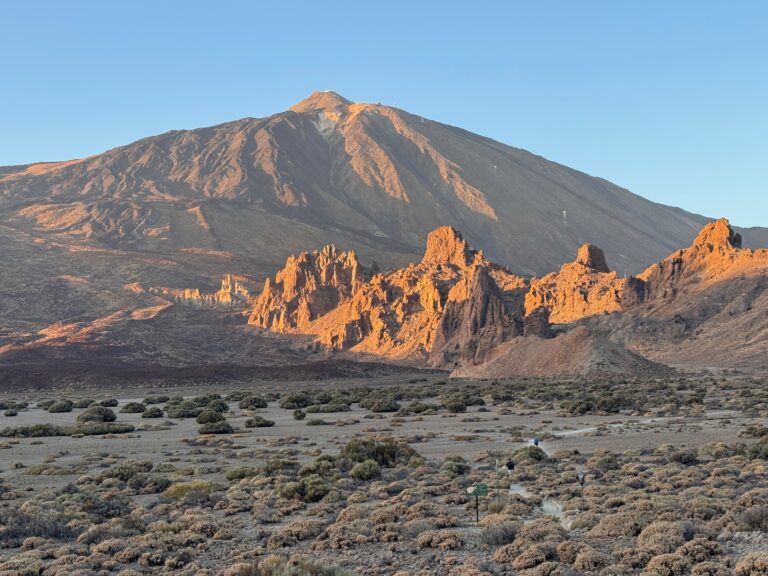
[2,90,765,284]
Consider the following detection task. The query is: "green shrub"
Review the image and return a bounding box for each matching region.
[306,419,330,426]
[198,421,234,434]
[239,395,268,410]
[196,410,224,424]
[279,393,313,409]
[350,459,381,481]
[47,400,74,413]
[749,438,768,460]
[441,455,471,475]
[340,437,417,467]
[512,445,548,463]
[3,409,18,417]
[293,409,307,421]
[246,415,275,428]
[277,474,330,503]
[306,403,351,413]
[143,395,170,404]
[77,406,117,423]
[142,407,164,418]
[226,467,259,481]
[368,398,400,413]
[120,402,146,414]
[205,399,230,413]
[164,480,212,500]
[100,399,119,407]
[72,399,94,409]
[76,422,134,435]
[166,400,203,419]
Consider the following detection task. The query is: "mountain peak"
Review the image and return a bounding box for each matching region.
[576,243,610,272]
[421,226,477,268]
[290,91,352,113]
[692,218,742,249]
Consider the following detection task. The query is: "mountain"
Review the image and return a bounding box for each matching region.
[2,91,765,281]
[1,92,766,383]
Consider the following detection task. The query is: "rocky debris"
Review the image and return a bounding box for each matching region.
[150,274,251,309]
[453,326,671,378]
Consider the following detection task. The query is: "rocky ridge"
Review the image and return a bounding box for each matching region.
[242,218,768,375]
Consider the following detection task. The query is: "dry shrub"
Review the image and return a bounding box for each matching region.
[643,553,691,576]
[480,521,520,546]
[511,542,557,570]
[740,505,768,531]
[268,519,325,549]
[588,512,643,538]
[690,562,731,576]
[573,547,609,572]
[734,553,768,576]
[416,530,463,550]
[637,521,688,554]
[164,480,212,500]
[676,536,722,563]
[556,540,585,565]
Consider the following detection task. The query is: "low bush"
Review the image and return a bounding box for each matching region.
[341,437,417,467]
[749,438,768,460]
[294,409,307,421]
[77,406,117,423]
[240,395,268,410]
[3,409,18,417]
[120,402,146,414]
[47,399,74,413]
[100,399,119,407]
[276,474,330,503]
[1,510,82,542]
[481,522,520,546]
[143,395,170,404]
[350,459,381,481]
[166,400,204,419]
[72,398,94,409]
[142,407,164,418]
[226,467,260,481]
[198,420,234,434]
[246,416,275,428]
[165,480,213,500]
[196,410,225,424]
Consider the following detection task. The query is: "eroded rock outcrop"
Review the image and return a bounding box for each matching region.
[150,274,251,309]
[525,244,641,323]
[248,245,363,331]
[638,218,766,301]
[247,226,532,364]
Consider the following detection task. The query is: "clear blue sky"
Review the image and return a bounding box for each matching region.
[2,1,766,226]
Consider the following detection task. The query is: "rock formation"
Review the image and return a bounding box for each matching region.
[150,274,251,309]
[525,244,642,324]
[248,245,363,332]
[248,227,532,364]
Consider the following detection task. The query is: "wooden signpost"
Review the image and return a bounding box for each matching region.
[466,483,488,524]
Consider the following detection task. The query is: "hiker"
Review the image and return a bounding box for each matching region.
[533,436,540,446]
[505,459,514,475]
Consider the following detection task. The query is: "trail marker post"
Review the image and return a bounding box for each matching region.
[467,483,488,524]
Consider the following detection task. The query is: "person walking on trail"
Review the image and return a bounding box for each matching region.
[533,436,540,446]
[505,459,514,476]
